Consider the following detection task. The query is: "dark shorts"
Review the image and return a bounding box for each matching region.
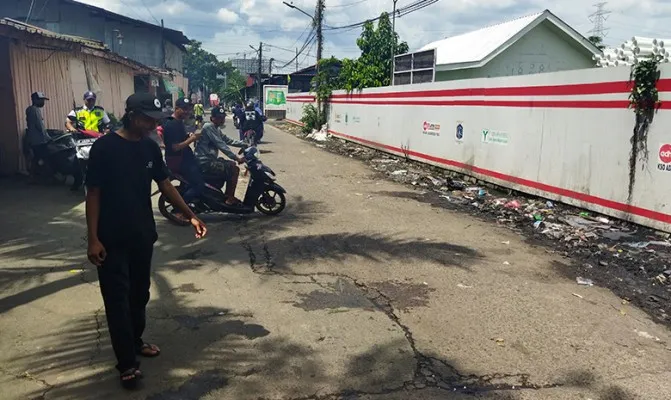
[200,158,237,180]
[195,115,203,122]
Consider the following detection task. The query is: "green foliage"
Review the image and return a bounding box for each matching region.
[220,69,247,104]
[184,40,236,95]
[339,12,409,90]
[313,57,342,103]
[300,104,325,133]
[587,35,606,51]
[629,56,662,114]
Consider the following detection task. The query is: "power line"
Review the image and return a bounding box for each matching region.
[325,0,440,31]
[327,0,367,8]
[139,0,160,25]
[277,27,317,69]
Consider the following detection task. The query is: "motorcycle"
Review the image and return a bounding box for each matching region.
[158,146,286,225]
[233,115,240,129]
[71,127,102,174]
[23,129,81,183]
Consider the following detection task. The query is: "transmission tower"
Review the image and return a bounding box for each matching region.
[588,2,611,39]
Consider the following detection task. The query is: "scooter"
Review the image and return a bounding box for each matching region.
[158,146,286,225]
[71,126,103,174]
[23,129,81,184]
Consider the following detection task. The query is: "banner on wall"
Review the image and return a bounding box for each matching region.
[264,85,288,111]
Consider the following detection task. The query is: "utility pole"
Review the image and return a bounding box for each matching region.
[316,0,324,71]
[258,41,263,103]
[390,0,398,84]
[160,19,166,68]
[296,48,299,72]
[588,2,611,40]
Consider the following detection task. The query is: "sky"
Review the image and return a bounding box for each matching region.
[76,0,671,74]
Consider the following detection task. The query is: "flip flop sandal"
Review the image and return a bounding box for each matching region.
[120,368,139,389]
[137,343,161,358]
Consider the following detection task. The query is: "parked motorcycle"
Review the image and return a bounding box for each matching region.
[71,127,102,174]
[23,129,81,184]
[158,147,286,225]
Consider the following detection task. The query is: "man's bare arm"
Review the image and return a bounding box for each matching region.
[86,188,101,241]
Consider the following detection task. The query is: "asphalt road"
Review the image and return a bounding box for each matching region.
[0,119,670,400]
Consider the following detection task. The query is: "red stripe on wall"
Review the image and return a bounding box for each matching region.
[330,79,671,99]
[283,118,671,225]
[329,99,633,108]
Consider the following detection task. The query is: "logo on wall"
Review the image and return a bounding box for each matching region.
[422,121,441,136]
[658,143,671,171]
[456,123,464,142]
[482,129,509,145]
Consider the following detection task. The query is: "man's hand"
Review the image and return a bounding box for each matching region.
[190,217,207,239]
[190,132,202,141]
[88,238,107,266]
[237,155,246,164]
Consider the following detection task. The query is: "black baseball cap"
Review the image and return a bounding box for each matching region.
[125,93,168,119]
[211,106,226,117]
[31,92,49,101]
[175,97,193,109]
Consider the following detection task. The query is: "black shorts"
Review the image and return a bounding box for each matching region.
[195,115,203,122]
[200,158,236,181]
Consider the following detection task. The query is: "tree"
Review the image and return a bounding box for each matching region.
[220,69,247,104]
[184,40,236,96]
[588,35,606,51]
[339,12,409,90]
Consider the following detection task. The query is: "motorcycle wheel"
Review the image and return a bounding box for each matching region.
[158,193,191,226]
[256,188,286,215]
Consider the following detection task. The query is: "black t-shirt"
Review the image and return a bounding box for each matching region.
[162,117,195,164]
[85,132,170,247]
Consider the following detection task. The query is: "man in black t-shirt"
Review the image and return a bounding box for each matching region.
[85,93,207,389]
[162,97,204,210]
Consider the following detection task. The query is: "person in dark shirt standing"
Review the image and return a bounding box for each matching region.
[85,93,207,389]
[240,101,265,145]
[162,97,204,214]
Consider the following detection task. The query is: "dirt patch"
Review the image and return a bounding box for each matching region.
[174,283,204,294]
[272,120,671,327]
[293,278,374,311]
[370,280,436,312]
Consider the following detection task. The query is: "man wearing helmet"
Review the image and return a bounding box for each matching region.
[195,106,246,206]
[66,91,111,133]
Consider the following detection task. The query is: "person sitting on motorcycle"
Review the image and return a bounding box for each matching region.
[195,107,247,206]
[193,100,205,127]
[66,91,111,134]
[25,92,51,165]
[162,97,203,213]
[240,101,265,144]
[27,91,83,191]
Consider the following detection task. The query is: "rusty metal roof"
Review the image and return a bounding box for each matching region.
[0,18,108,50]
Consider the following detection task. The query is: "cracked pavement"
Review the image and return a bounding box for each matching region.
[1,120,671,400]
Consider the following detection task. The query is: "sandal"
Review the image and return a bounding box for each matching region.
[120,368,139,389]
[137,343,161,358]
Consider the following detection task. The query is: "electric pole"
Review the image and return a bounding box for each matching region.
[258,41,263,103]
[588,2,611,40]
[296,48,299,72]
[316,0,324,66]
[390,0,398,84]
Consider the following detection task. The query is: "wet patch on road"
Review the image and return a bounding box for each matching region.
[177,248,218,260]
[369,280,436,312]
[292,278,374,311]
[173,283,204,294]
[146,370,228,400]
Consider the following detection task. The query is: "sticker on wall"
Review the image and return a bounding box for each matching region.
[657,143,671,172]
[456,122,464,142]
[482,129,509,145]
[422,121,441,137]
[334,114,342,123]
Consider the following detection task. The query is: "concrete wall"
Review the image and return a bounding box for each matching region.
[1,0,183,71]
[436,21,596,81]
[286,65,671,232]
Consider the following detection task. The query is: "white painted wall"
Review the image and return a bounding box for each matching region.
[286,65,671,232]
[436,21,596,81]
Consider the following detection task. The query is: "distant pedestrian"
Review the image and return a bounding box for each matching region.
[85,93,207,389]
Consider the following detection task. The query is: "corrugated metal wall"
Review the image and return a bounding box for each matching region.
[7,41,137,173]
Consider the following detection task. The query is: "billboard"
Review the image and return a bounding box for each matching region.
[264,85,288,111]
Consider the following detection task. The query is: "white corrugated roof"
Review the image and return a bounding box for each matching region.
[418,11,545,66]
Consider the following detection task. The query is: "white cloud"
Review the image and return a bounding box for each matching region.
[77,0,671,72]
[217,8,240,23]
